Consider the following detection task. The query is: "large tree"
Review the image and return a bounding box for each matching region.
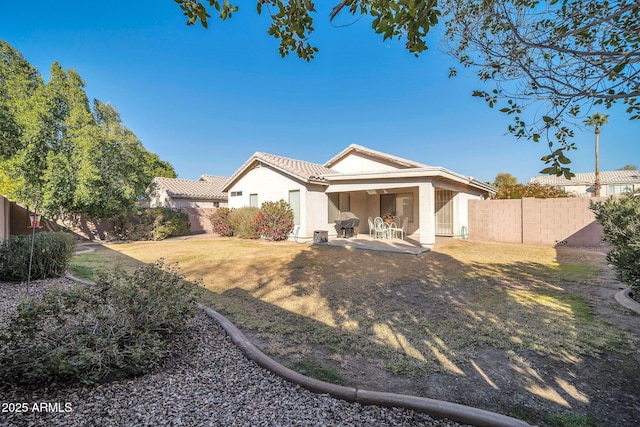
[493,172,518,188]
[175,0,639,176]
[0,41,176,220]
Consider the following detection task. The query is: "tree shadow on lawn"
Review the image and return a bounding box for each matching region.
[76,241,640,426]
[200,244,640,427]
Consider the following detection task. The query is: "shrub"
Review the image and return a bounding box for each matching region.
[591,193,640,294]
[0,232,76,281]
[209,207,234,236]
[229,207,260,239]
[256,200,295,241]
[494,183,569,199]
[0,261,200,386]
[117,208,190,241]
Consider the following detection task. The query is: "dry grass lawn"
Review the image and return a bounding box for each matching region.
[70,237,638,425]
[71,237,630,373]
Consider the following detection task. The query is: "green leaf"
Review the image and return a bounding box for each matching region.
[612,62,626,74]
[540,167,557,175]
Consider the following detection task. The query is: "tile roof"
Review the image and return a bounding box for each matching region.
[254,152,336,182]
[151,177,228,200]
[199,174,228,183]
[530,170,640,186]
[324,143,430,169]
[224,152,336,191]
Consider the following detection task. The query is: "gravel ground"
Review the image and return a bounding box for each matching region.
[0,278,467,427]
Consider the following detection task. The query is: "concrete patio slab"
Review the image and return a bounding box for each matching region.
[324,235,430,254]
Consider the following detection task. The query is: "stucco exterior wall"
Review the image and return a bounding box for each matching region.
[227,165,307,209]
[149,189,226,209]
[453,192,482,238]
[167,199,224,209]
[305,188,331,238]
[227,164,329,239]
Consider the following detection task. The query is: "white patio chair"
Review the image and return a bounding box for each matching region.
[373,217,387,239]
[389,216,408,240]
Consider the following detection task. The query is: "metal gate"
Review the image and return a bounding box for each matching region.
[435,189,455,236]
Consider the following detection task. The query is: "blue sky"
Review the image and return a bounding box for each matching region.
[2,1,638,183]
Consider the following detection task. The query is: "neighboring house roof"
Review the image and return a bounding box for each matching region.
[530,170,640,186]
[150,177,228,200]
[199,174,228,183]
[223,152,336,191]
[324,143,430,169]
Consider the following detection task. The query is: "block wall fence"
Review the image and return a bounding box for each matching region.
[468,197,610,247]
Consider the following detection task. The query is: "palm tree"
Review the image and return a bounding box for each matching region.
[584,112,609,197]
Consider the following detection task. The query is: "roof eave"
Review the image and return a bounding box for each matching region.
[324,168,496,193]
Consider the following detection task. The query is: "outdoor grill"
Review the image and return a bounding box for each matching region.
[334,212,360,238]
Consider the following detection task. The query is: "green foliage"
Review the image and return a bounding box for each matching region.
[0,232,76,281]
[289,358,344,384]
[208,207,234,237]
[494,183,569,199]
[0,261,200,386]
[619,164,638,171]
[493,172,518,188]
[117,208,191,241]
[445,0,639,175]
[229,207,260,239]
[209,203,293,240]
[590,193,640,294]
[256,200,294,241]
[548,413,596,427]
[175,0,440,60]
[172,2,639,176]
[0,41,175,219]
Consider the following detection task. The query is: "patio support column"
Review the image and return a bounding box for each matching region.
[418,182,435,248]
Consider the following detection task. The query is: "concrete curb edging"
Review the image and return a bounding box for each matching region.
[615,287,640,315]
[198,304,531,427]
[65,272,96,286]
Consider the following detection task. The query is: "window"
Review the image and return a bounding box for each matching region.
[289,190,301,225]
[380,193,414,223]
[249,193,258,208]
[609,184,633,194]
[230,191,242,197]
[327,193,350,222]
[213,201,220,208]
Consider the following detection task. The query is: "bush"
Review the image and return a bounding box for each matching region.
[229,207,260,239]
[256,200,295,241]
[117,208,190,241]
[591,193,640,294]
[494,183,569,199]
[209,207,234,236]
[0,261,200,386]
[0,232,76,281]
